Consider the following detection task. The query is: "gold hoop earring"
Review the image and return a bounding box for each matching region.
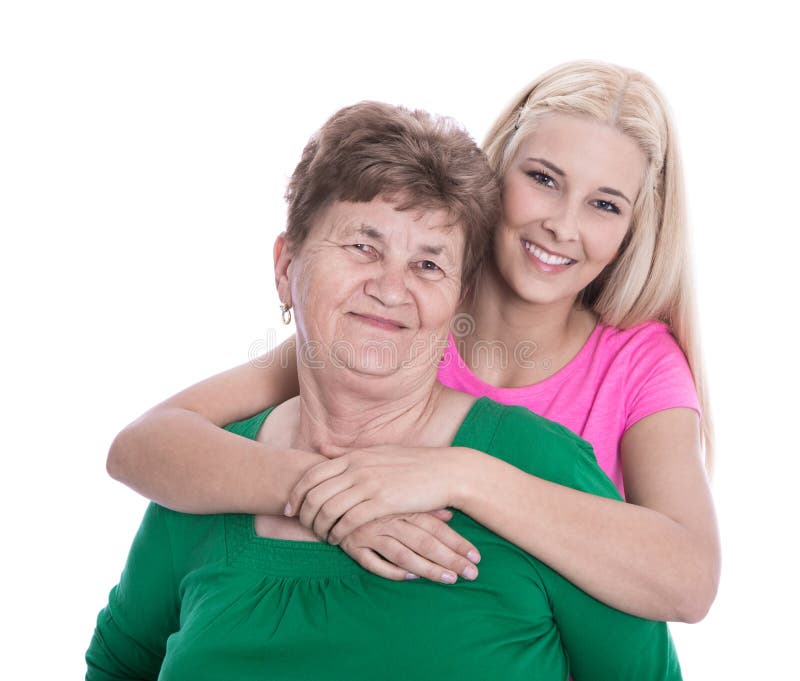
[280,303,292,325]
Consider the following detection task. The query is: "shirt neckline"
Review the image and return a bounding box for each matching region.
[443,321,604,397]
[225,396,496,577]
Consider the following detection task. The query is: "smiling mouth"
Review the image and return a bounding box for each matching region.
[349,312,408,330]
[521,239,576,266]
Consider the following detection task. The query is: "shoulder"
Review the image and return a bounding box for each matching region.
[594,319,684,361]
[467,399,620,500]
[595,321,700,425]
[140,503,227,575]
[593,320,692,387]
[492,400,593,450]
[145,502,225,542]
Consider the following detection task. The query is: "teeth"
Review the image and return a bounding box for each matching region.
[523,241,574,266]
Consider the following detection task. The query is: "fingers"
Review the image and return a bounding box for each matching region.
[327,500,385,545]
[341,516,479,584]
[390,517,480,582]
[339,542,418,582]
[307,486,371,541]
[428,508,454,521]
[414,512,481,564]
[286,458,350,517]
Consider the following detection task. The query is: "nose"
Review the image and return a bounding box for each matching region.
[542,202,579,242]
[364,262,411,307]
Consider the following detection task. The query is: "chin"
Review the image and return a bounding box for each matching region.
[331,344,402,374]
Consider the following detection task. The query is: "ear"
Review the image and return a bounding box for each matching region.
[273,232,294,305]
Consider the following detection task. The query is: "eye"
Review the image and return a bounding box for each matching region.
[412,260,444,278]
[348,243,378,256]
[591,199,621,215]
[526,170,556,189]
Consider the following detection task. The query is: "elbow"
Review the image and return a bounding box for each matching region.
[673,555,721,624]
[106,421,140,483]
[676,593,714,624]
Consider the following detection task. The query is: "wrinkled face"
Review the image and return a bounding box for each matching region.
[275,197,464,377]
[493,113,648,307]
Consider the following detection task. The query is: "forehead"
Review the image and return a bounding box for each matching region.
[514,113,646,196]
[315,198,464,257]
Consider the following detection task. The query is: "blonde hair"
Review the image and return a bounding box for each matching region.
[484,61,713,469]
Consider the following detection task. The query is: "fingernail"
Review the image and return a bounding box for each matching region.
[467,550,481,563]
[462,565,478,580]
[283,503,292,516]
[441,572,457,584]
[405,573,419,580]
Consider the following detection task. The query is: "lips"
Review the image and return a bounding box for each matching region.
[521,239,576,266]
[349,312,408,330]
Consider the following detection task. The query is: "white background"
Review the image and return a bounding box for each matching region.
[2,1,798,678]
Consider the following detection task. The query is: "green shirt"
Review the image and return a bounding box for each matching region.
[86,397,681,680]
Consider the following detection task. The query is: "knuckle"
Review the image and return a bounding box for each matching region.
[347,525,369,542]
[299,471,317,490]
[338,521,354,540]
[352,551,373,570]
[457,540,474,555]
[417,535,439,556]
[382,543,405,563]
[391,545,415,567]
[383,518,408,536]
[305,488,322,507]
[431,523,454,540]
[421,564,443,582]
[368,535,391,553]
[297,508,313,527]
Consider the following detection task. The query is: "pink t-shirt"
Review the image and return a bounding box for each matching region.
[436,320,700,497]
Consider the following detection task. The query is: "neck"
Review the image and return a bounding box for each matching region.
[292,364,447,451]
[460,261,597,385]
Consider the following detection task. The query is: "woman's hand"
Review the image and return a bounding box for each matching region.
[338,509,481,584]
[285,445,464,544]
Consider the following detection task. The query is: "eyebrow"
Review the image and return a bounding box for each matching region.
[355,225,453,260]
[527,157,632,206]
[356,226,383,240]
[597,186,632,206]
[527,157,564,176]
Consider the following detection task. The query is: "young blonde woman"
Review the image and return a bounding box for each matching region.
[108,61,720,623]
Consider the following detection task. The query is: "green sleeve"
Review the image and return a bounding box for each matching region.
[541,560,681,680]
[85,503,180,681]
[487,405,681,678]
[533,430,680,679]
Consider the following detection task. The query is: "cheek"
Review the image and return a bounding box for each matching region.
[417,284,461,330]
[290,256,345,321]
[584,223,629,264]
[501,183,529,225]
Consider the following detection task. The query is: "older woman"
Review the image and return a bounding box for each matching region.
[86,102,681,680]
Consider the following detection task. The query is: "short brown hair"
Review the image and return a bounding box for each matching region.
[284,101,500,293]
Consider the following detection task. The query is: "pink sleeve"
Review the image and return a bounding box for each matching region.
[624,325,701,432]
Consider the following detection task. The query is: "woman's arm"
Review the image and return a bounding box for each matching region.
[289,408,720,622]
[455,408,719,622]
[106,336,481,583]
[542,555,682,680]
[106,336,313,514]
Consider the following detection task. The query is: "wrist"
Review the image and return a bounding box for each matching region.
[260,448,325,513]
[445,447,483,510]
